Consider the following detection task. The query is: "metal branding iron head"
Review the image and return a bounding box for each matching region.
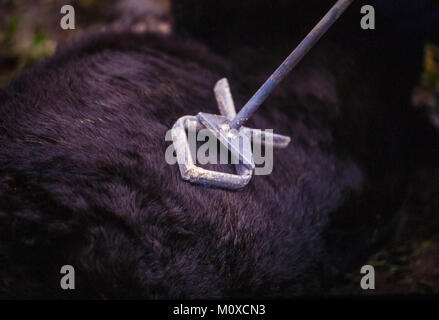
[170,0,354,190]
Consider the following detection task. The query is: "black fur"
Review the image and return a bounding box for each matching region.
[0,1,438,298]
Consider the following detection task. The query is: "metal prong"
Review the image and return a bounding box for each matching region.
[241,128,291,149]
[214,78,237,121]
[214,78,291,149]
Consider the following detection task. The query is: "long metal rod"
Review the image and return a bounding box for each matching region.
[230,0,354,129]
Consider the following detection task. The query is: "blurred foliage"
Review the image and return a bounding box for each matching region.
[422,44,439,91]
[0,0,169,84]
[421,44,439,111]
[0,0,110,84]
[0,20,55,83]
[2,11,19,47]
[0,3,54,84]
